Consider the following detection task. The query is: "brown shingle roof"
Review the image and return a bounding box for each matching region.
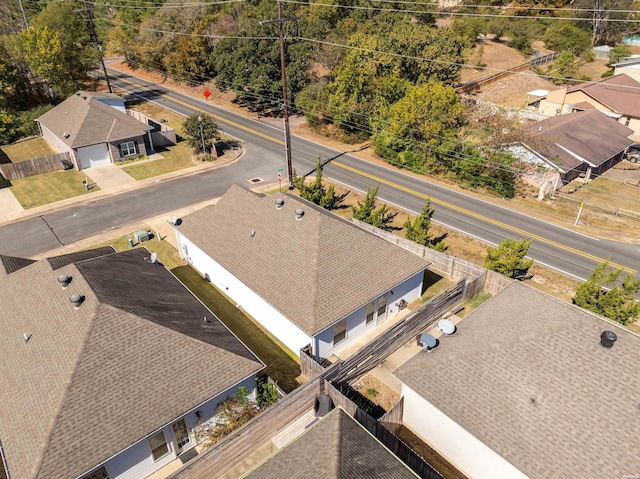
[522,110,634,171]
[243,408,419,478]
[567,73,640,117]
[36,91,152,149]
[177,185,430,335]
[0,248,263,479]
[394,281,640,479]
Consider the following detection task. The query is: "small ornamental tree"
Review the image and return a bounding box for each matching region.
[182,113,219,156]
[404,198,447,251]
[484,238,534,279]
[573,261,640,325]
[292,158,345,210]
[352,185,395,230]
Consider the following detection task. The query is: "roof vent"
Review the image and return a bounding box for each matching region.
[82,95,87,100]
[69,294,85,309]
[63,132,70,139]
[600,330,617,348]
[295,208,304,220]
[57,274,72,288]
[275,198,284,209]
[23,333,32,344]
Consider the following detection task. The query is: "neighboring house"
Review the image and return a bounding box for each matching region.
[537,74,640,138]
[515,109,634,184]
[0,247,264,479]
[242,407,419,478]
[174,185,431,361]
[613,55,640,83]
[394,281,640,479]
[36,91,154,170]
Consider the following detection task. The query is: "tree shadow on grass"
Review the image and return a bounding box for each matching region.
[0,149,11,164]
[0,175,11,189]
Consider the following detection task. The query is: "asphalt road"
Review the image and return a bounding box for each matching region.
[1,68,638,282]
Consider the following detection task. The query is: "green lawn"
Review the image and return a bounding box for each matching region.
[1,137,56,162]
[122,142,195,180]
[10,169,100,209]
[172,265,301,393]
[92,233,186,270]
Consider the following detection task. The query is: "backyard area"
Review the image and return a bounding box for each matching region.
[0,137,55,163]
[91,232,302,393]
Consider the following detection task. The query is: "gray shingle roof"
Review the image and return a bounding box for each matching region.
[523,110,634,171]
[0,255,36,275]
[36,91,152,149]
[46,246,115,270]
[0,248,263,479]
[243,408,419,478]
[177,185,430,335]
[394,281,640,479]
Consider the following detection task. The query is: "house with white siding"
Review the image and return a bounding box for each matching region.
[174,185,431,361]
[393,281,640,479]
[0,247,263,479]
[36,91,154,170]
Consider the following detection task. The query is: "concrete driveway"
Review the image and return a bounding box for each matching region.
[0,187,23,221]
[84,164,135,191]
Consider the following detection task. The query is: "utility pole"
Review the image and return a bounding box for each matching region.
[83,0,112,93]
[260,2,298,188]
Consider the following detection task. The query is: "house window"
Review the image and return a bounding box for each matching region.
[625,117,631,126]
[377,295,387,318]
[149,431,169,461]
[120,141,136,157]
[366,302,375,324]
[81,467,109,479]
[333,319,347,345]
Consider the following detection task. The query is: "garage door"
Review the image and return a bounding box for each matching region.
[78,144,110,169]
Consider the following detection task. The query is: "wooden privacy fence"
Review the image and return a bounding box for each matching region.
[350,220,513,297]
[0,152,70,180]
[126,109,176,147]
[324,381,443,479]
[300,344,326,379]
[325,279,465,385]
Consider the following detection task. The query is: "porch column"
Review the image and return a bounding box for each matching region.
[584,167,592,184]
[147,131,155,154]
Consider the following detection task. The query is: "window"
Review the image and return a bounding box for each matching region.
[625,117,631,126]
[365,302,375,324]
[377,295,387,317]
[120,141,136,157]
[333,319,347,345]
[149,431,169,461]
[82,467,109,479]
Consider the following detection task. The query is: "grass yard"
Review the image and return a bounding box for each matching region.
[91,232,186,270]
[126,99,186,133]
[0,137,56,162]
[122,142,195,180]
[172,265,301,393]
[10,169,100,209]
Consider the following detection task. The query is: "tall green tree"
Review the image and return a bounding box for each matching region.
[404,198,446,251]
[15,2,100,100]
[573,261,640,325]
[182,113,219,154]
[292,158,345,210]
[352,185,395,230]
[484,238,534,278]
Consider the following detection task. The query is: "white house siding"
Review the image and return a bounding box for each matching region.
[314,271,424,360]
[400,384,530,479]
[176,232,312,356]
[97,376,257,479]
[40,124,72,155]
[96,98,126,113]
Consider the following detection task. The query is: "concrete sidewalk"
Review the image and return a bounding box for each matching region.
[0,146,245,227]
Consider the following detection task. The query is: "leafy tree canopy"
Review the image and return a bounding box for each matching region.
[352,185,395,230]
[182,113,219,154]
[573,260,640,325]
[484,238,534,278]
[292,157,346,210]
[404,198,447,251]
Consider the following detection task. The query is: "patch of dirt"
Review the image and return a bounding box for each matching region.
[352,374,400,411]
[460,38,529,83]
[467,71,557,107]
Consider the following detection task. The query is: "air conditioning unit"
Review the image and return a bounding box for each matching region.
[134,229,151,243]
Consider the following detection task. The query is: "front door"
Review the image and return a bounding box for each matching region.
[376,295,388,324]
[172,418,190,455]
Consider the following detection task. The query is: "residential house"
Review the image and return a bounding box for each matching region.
[36,91,154,170]
[0,247,264,479]
[394,281,640,479]
[242,407,419,478]
[613,56,640,83]
[537,74,640,138]
[515,109,634,184]
[174,185,431,361]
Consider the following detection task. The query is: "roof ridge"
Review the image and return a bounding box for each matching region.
[334,408,345,477]
[34,296,102,479]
